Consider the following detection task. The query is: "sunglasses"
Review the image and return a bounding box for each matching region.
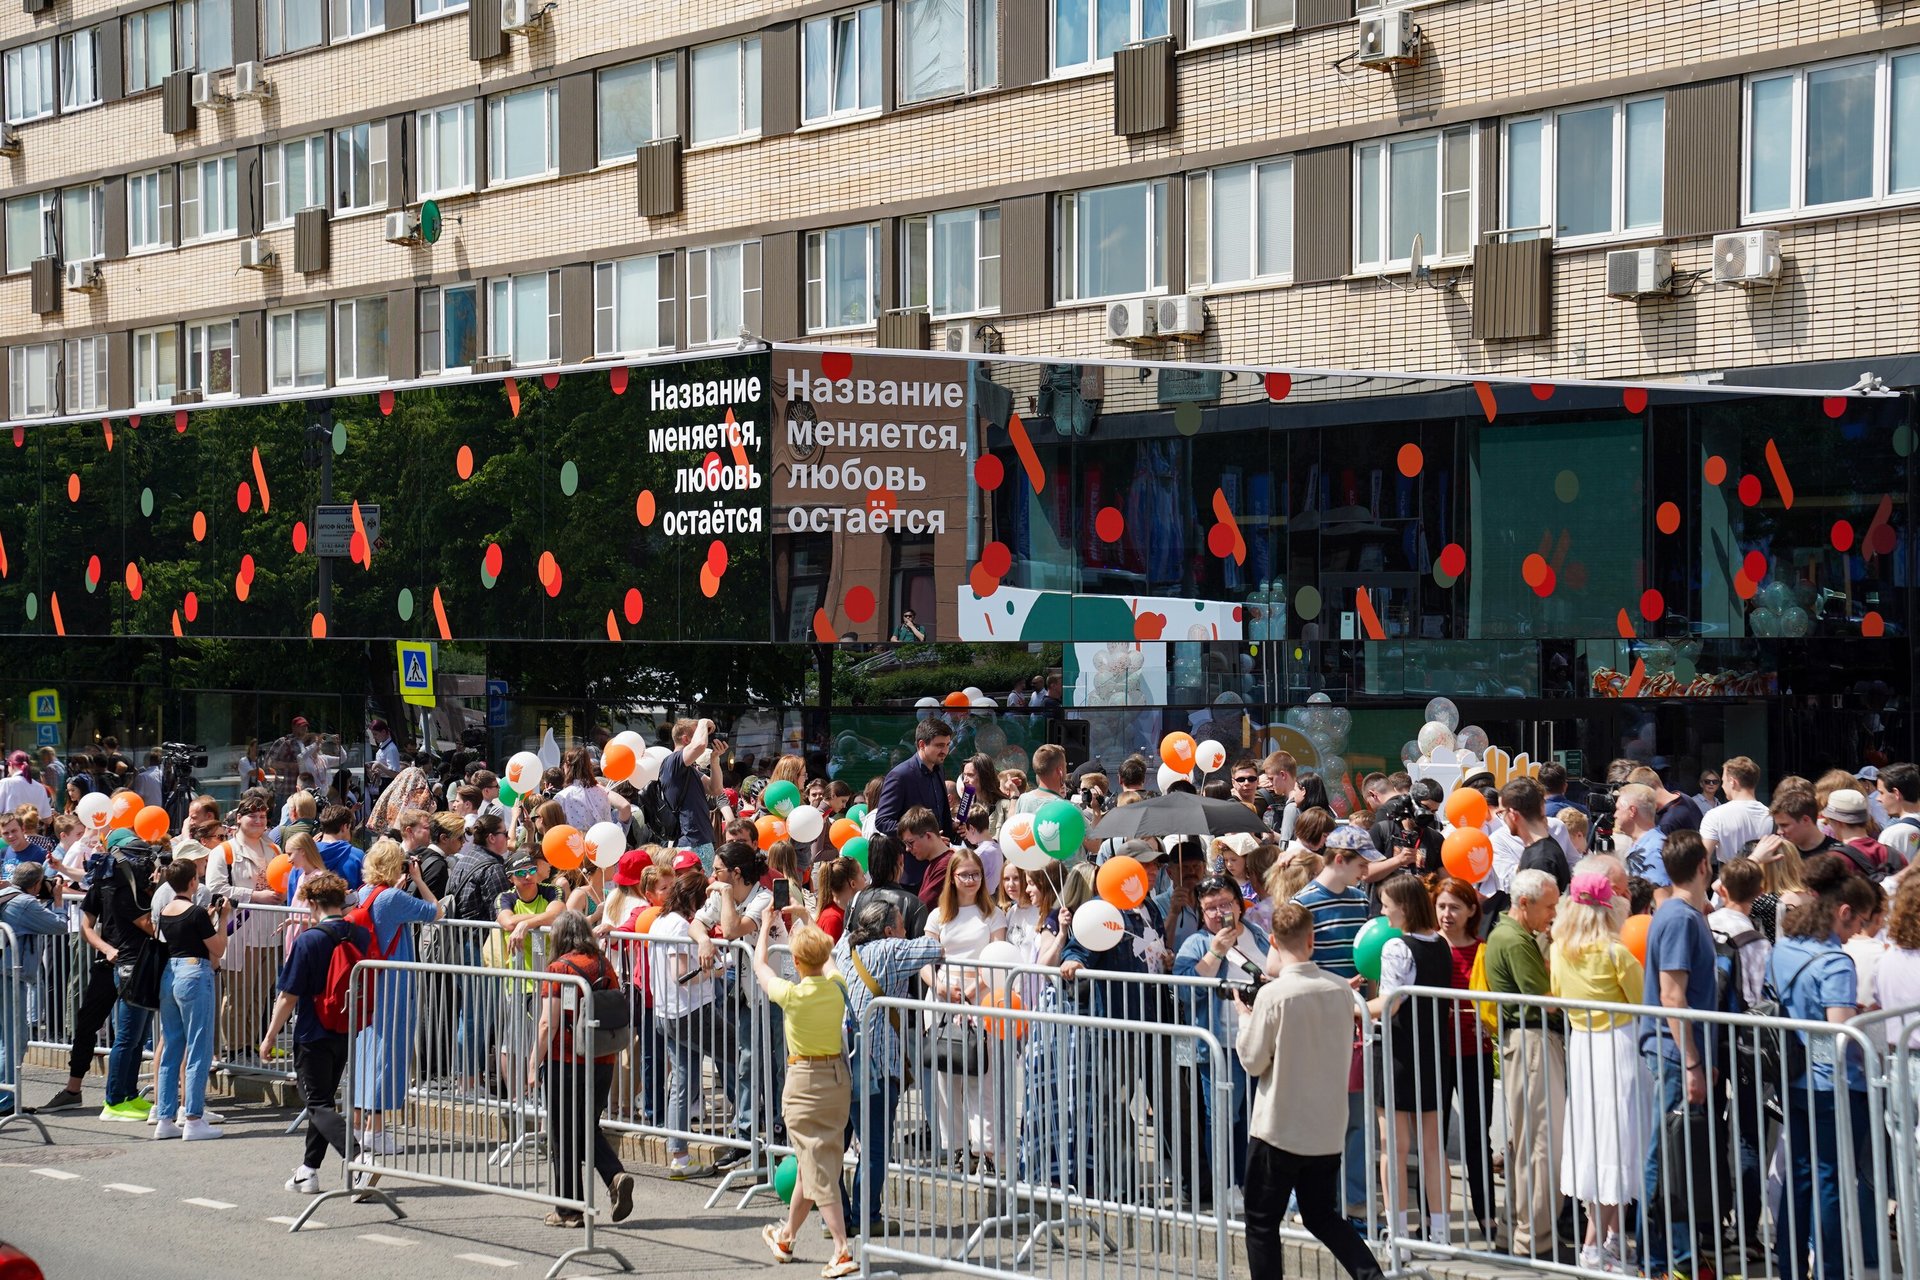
[1233,776,1257,783]
[510,867,539,878]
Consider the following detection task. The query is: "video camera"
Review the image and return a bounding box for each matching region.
[1214,948,1269,1000]
[1580,779,1619,853]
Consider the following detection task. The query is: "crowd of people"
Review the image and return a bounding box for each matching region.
[2,715,1919,1280]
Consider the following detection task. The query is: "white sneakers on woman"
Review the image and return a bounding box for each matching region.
[153,1116,223,1140]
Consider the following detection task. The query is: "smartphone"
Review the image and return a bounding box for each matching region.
[772,880,790,912]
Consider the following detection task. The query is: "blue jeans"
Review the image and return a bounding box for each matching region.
[452,933,490,1079]
[0,973,28,1108]
[107,993,155,1106]
[1778,1085,1877,1280]
[156,958,216,1120]
[736,999,786,1144]
[1344,1089,1369,1214]
[676,842,715,873]
[1640,1050,1690,1275]
[1198,1052,1250,1190]
[842,1056,900,1228]
[660,1000,733,1157]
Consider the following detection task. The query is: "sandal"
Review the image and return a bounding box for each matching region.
[820,1252,859,1279]
[762,1223,795,1264]
[544,1210,583,1228]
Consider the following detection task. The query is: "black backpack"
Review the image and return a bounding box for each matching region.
[446,852,501,922]
[638,778,680,845]
[1711,926,1766,1016]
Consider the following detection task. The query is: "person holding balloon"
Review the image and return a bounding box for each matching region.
[207,789,286,1064]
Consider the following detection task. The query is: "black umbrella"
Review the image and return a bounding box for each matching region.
[1087,792,1269,841]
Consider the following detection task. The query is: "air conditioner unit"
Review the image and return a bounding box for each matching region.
[1356,10,1417,69]
[1605,247,1673,300]
[383,210,420,244]
[1105,298,1156,344]
[501,0,545,33]
[941,322,977,353]
[239,236,275,270]
[473,354,513,374]
[1712,229,1782,286]
[190,71,229,109]
[0,124,20,157]
[64,260,101,292]
[232,60,269,99]
[1156,294,1206,340]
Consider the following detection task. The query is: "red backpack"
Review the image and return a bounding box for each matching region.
[313,887,389,1035]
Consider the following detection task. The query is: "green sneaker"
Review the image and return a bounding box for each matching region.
[99,1100,151,1122]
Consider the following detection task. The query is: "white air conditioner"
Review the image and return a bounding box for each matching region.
[383,210,420,244]
[1712,229,1782,286]
[232,60,269,99]
[1605,247,1672,300]
[190,71,229,109]
[941,322,977,353]
[501,0,545,32]
[0,124,20,156]
[1357,10,1416,69]
[1156,294,1206,340]
[64,260,101,292]
[1106,298,1156,344]
[239,237,275,270]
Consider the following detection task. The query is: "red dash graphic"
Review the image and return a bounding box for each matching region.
[431,586,451,641]
[1210,489,1246,565]
[1354,589,1385,641]
[1763,439,1793,510]
[812,608,840,643]
[350,500,370,568]
[1473,381,1497,422]
[726,408,750,473]
[251,446,271,514]
[50,592,64,637]
[1864,494,1895,561]
[1622,658,1647,698]
[1008,414,1046,494]
[1616,608,1634,639]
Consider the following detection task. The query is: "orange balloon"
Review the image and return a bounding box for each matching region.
[602,743,636,783]
[1440,827,1494,882]
[1160,732,1197,773]
[983,989,1025,1041]
[630,905,662,935]
[943,691,971,708]
[133,805,170,844]
[755,814,788,850]
[829,818,861,850]
[109,791,143,830]
[265,852,292,897]
[542,824,584,870]
[1095,855,1150,910]
[1444,787,1490,830]
[1621,914,1652,965]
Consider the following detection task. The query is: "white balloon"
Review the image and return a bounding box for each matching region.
[915,696,941,710]
[77,792,110,831]
[645,745,672,762]
[1157,764,1190,792]
[1005,840,1054,872]
[963,686,984,701]
[970,696,997,709]
[611,730,648,759]
[1071,900,1127,953]
[786,803,825,843]
[632,753,661,788]
[505,751,544,792]
[584,821,627,868]
[1194,739,1227,774]
[977,939,1022,992]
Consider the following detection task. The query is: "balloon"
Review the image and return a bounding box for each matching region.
[1307,691,1332,704]
[786,804,824,844]
[773,1153,798,1204]
[915,696,941,710]
[846,802,869,826]
[1440,827,1494,882]
[1095,855,1149,910]
[1424,697,1460,731]
[1416,721,1456,757]
[631,905,662,935]
[1353,916,1403,983]
[601,743,636,783]
[840,837,870,871]
[77,792,111,831]
[632,753,661,788]
[644,745,672,763]
[943,691,971,708]
[1194,739,1227,775]
[1032,799,1086,859]
[133,805,170,843]
[584,821,627,868]
[1160,732,1197,773]
[1443,787,1490,829]
[542,824,584,870]
[962,686,984,701]
[265,853,292,896]
[504,750,544,795]
[1001,813,1051,870]
[982,989,1026,1040]
[978,939,1022,993]
[1456,725,1489,756]
[106,791,142,831]
[610,730,648,759]
[1070,899,1127,953]
[1621,914,1652,965]
[1399,740,1421,767]
[755,814,789,850]
[829,818,861,850]
[1156,764,1189,793]
[762,780,801,819]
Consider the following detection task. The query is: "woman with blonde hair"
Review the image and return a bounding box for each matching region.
[350,837,444,1152]
[770,755,807,789]
[1265,851,1324,905]
[1549,858,1646,1274]
[1750,835,1814,941]
[921,846,1007,1170]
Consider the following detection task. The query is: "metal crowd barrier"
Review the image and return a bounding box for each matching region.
[1,922,52,1143]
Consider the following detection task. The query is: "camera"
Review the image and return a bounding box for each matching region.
[1582,781,1619,853]
[1215,949,1269,1000]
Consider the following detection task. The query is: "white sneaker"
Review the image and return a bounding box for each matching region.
[285,1166,321,1194]
[1578,1244,1605,1273]
[361,1130,400,1155]
[153,1118,183,1140]
[182,1117,223,1141]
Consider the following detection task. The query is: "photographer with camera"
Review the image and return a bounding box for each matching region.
[1174,876,1271,1210]
[0,861,69,1117]
[662,718,727,869]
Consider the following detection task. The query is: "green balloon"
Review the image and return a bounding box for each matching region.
[846,802,869,825]
[763,780,801,819]
[841,837,870,871]
[1033,798,1086,860]
[1352,916,1403,984]
[773,1153,798,1204]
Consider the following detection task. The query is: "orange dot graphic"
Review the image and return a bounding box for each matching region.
[192,511,207,542]
[538,551,558,589]
[311,613,327,639]
[1521,553,1549,589]
[1704,455,1728,486]
[237,481,252,513]
[1396,443,1424,478]
[698,564,720,598]
[635,491,656,526]
[1656,502,1680,535]
[1863,611,1886,638]
[234,573,251,602]
[456,445,474,480]
[1095,507,1125,542]
[67,473,80,503]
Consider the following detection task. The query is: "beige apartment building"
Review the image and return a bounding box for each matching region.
[0,0,1915,418]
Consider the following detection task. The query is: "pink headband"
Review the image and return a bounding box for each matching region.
[1568,873,1614,908]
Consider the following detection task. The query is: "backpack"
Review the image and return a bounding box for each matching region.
[1839,836,1902,883]
[314,918,371,1035]
[1711,926,1766,1016]
[554,953,632,1058]
[344,885,393,960]
[447,852,501,922]
[638,777,680,845]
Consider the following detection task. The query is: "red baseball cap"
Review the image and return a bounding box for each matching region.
[672,849,703,873]
[612,847,651,887]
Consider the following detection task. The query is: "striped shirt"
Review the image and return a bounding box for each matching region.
[1292,881,1369,981]
[835,934,941,1079]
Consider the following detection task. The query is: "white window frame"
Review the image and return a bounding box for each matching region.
[179,0,233,70]
[333,121,389,214]
[593,253,676,356]
[133,325,179,407]
[184,318,235,398]
[688,36,761,147]
[60,184,106,263]
[4,192,56,274]
[1187,0,1292,48]
[334,295,389,383]
[1503,95,1665,245]
[1055,179,1168,303]
[1353,124,1475,273]
[58,28,102,112]
[420,283,479,375]
[487,269,562,365]
[264,0,324,55]
[416,102,475,198]
[415,0,467,19]
[686,241,761,347]
[8,343,58,419]
[802,5,883,126]
[267,305,327,391]
[903,206,1001,319]
[127,169,174,253]
[4,40,54,124]
[1743,50,1920,221]
[64,336,108,414]
[596,57,677,165]
[805,223,882,333]
[486,85,559,186]
[899,0,997,103]
[329,0,383,43]
[1185,157,1293,290]
[1051,0,1168,76]
[263,135,326,228]
[126,6,174,94]
[179,153,239,242]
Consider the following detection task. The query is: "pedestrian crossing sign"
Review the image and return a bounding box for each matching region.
[395,641,435,708]
[28,688,59,724]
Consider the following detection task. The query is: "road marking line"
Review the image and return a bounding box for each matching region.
[455,1253,519,1268]
[31,1169,82,1180]
[357,1233,414,1247]
[268,1215,324,1228]
[184,1197,236,1209]
[103,1183,155,1194]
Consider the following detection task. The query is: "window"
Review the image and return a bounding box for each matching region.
[802,6,882,124]
[4,193,55,273]
[180,154,239,241]
[127,7,174,94]
[335,296,388,382]
[127,170,174,251]
[416,103,474,197]
[330,0,381,40]
[903,207,1001,317]
[805,224,881,331]
[4,41,54,124]
[133,325,179,406]
[1056,179,1166,302]
[268,306,326,390]
[333,122,388,213]
[185,319,234,397]
[8,344,57,418]
[593,254,675,355]
[263,135,326,226]
[1746,51,1920,218]
[487,270,561,364]
[420,284,478,374]
[687,241,761,346]
[1504,97,1663,242]
[1355,125,1473,270]
[1189,0,1289,44]
[597,57,676,164]
[1186,158,1292,287]
[690,37,761,145]
[65,336,108,413]
[180,0,233,69]
[59,29,101,111]
[900,0,996,102]
[487,86,558,184]
[416,0,466,18]
[265,0,323,57]
[60,185,104,263]
[1052,0,1168,74]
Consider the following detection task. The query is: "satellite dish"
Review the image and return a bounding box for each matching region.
[420,199,443,245]
[1408,232,1427,281]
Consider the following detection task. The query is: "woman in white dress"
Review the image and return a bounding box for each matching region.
[920,847,1007,1170]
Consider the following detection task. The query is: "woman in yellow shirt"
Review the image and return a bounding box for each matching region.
[1549,864,1649,1274]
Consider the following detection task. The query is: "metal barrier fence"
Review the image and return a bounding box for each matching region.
[0,922,52,1144]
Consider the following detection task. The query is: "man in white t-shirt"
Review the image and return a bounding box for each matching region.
[1875,762,1920,866]
[1698,756,1774,865]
